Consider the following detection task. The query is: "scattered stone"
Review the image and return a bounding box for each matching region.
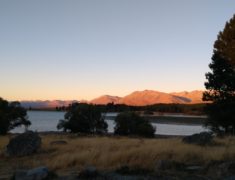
[155,160,172,171]
[14,170,27,180]
[6,131,41,157]
[206,161,235,178]
[115,165,151,176]
[56,175,78,180]
[78,166,99,178]
[219,161,235,176]
[155,160,185,171]
[102,172,162,180]
[115,166,130,175]
[27,167,49,180]
[50,140,68,145]
[182,175,209,180]
[14,167,49,180]
[185,166,204,173]
[223,176,235,180]
[182,132,213,146]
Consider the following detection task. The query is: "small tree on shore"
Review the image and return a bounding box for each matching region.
[203,14,235,135]
[0,98,31,135]
[114,112,156,138]
[57,103,108,134]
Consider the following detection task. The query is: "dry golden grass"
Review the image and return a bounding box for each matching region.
[0,134,235,175]
[0,136,9,148]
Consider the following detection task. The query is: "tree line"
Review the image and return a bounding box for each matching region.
[56,103,206,115]
[57,103,156,137]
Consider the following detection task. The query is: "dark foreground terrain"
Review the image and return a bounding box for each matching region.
[0,133,235,179]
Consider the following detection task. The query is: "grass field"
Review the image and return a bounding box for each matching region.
[0,134,235,176]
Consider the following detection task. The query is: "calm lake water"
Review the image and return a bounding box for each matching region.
[11,111,209,136]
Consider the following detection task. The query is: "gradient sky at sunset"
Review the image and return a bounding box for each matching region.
[1,0,235,101]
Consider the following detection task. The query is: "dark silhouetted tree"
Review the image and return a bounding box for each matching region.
[114,112,156,138]
[0,98,31,135]
[203,14,235,135]
[57,103,108,134]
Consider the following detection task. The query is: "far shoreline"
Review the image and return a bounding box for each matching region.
[27,109,207,125]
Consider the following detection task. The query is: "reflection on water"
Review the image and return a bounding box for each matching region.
[12,111,209,135]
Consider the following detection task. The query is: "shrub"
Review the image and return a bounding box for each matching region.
[0,98,30,135]
[114,112,156,138]
[57,103,108,134]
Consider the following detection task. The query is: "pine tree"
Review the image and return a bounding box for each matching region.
[203,15,235,135]
[214,15,235,66]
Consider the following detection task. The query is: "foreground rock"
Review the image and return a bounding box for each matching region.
[6,131,41,157]
[14,167,49,180]
[182,132,213,146]
[206,161,235,178]
[11,162,235,180]
[155,160,185,171]
[78,166,99,178]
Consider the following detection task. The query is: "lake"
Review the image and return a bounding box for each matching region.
[11,111,209,136]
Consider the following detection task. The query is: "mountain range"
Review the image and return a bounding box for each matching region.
[20,90,204,109]
[20,100,80,109]
[91,90,204,106]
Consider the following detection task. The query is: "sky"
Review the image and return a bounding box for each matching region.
[0,0,235,101]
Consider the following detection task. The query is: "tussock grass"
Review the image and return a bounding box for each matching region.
[0,134,235,174]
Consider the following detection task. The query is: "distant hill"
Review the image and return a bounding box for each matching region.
[170,90,204,104]
[118,90,192,106]
[20,100,79,109]
[90,95,122,105]
[90,90,204,106]
[20,90,204,108]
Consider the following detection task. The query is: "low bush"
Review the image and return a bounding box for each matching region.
[114,112,156,138]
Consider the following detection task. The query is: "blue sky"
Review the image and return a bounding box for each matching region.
[0,0,235,100]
